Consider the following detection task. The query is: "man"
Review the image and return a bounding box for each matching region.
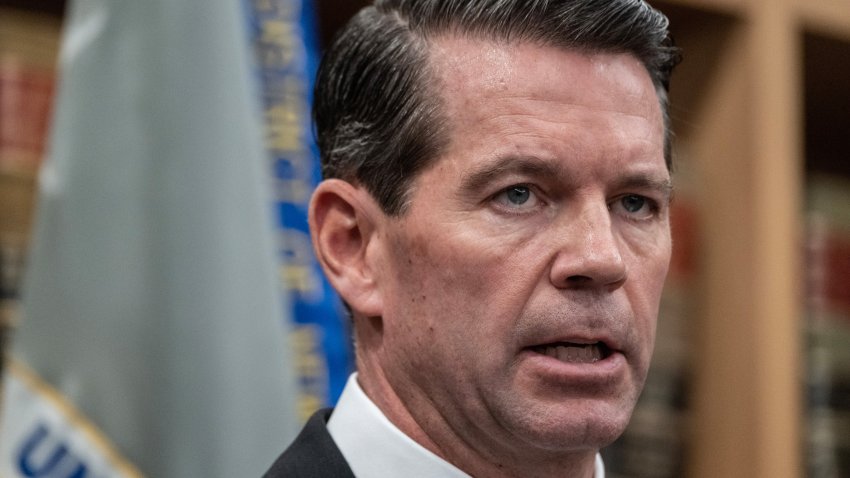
[265,0,680,476]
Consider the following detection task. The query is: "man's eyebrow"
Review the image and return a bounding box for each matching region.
[614,174,674,201]
[459,156,673,201]
[459,156,561,193]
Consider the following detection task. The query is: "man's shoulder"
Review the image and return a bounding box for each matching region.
[263,408,356,478]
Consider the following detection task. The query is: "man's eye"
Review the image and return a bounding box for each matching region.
[506,186,531,205]
[493,185,538,210]
[621,195,646,213]
[612,194,656,219]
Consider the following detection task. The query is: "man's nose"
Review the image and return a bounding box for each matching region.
[549,202,627,291]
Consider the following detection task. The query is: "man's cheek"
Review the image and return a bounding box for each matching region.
[402,235,488,291]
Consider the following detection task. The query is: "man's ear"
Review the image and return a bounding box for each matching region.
[309,179,384,317]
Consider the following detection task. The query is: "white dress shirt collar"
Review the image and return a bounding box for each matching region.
[327,373,605,478]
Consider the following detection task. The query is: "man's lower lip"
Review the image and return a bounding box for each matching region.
[520,347,626,380]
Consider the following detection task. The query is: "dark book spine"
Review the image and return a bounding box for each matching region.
[805,174,850,477]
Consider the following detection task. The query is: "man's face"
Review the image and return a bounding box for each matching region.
[371,38,671,461]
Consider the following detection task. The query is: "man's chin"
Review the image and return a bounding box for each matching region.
[497,396,637,453]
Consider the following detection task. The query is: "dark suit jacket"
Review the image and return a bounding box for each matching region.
[263,408,355,478]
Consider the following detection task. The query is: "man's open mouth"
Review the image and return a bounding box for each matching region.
[530,342,611,364]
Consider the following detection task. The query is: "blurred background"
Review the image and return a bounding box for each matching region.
[1,0,848,477]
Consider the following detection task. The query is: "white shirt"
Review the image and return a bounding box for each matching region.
[327,373,605,478]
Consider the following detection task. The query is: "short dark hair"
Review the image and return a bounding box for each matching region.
[314,0,681,215]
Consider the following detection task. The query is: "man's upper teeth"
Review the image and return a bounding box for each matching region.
[541,343,603,363]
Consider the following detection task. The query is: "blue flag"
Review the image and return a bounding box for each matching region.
[245,0,354,420]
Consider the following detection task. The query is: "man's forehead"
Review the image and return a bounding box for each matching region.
[425,36,656,117]
[403,35,667,193]
[421,36,662,146]
[427,35,523,91]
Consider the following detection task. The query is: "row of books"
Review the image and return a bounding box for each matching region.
[806,174,850,477]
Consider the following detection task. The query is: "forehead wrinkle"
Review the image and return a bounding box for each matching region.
[462,90,662,141]
[481,102,662,136]
[490,93,659,118]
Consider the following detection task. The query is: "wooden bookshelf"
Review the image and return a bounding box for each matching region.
[656,0,849,477]
[798,0,850,42]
